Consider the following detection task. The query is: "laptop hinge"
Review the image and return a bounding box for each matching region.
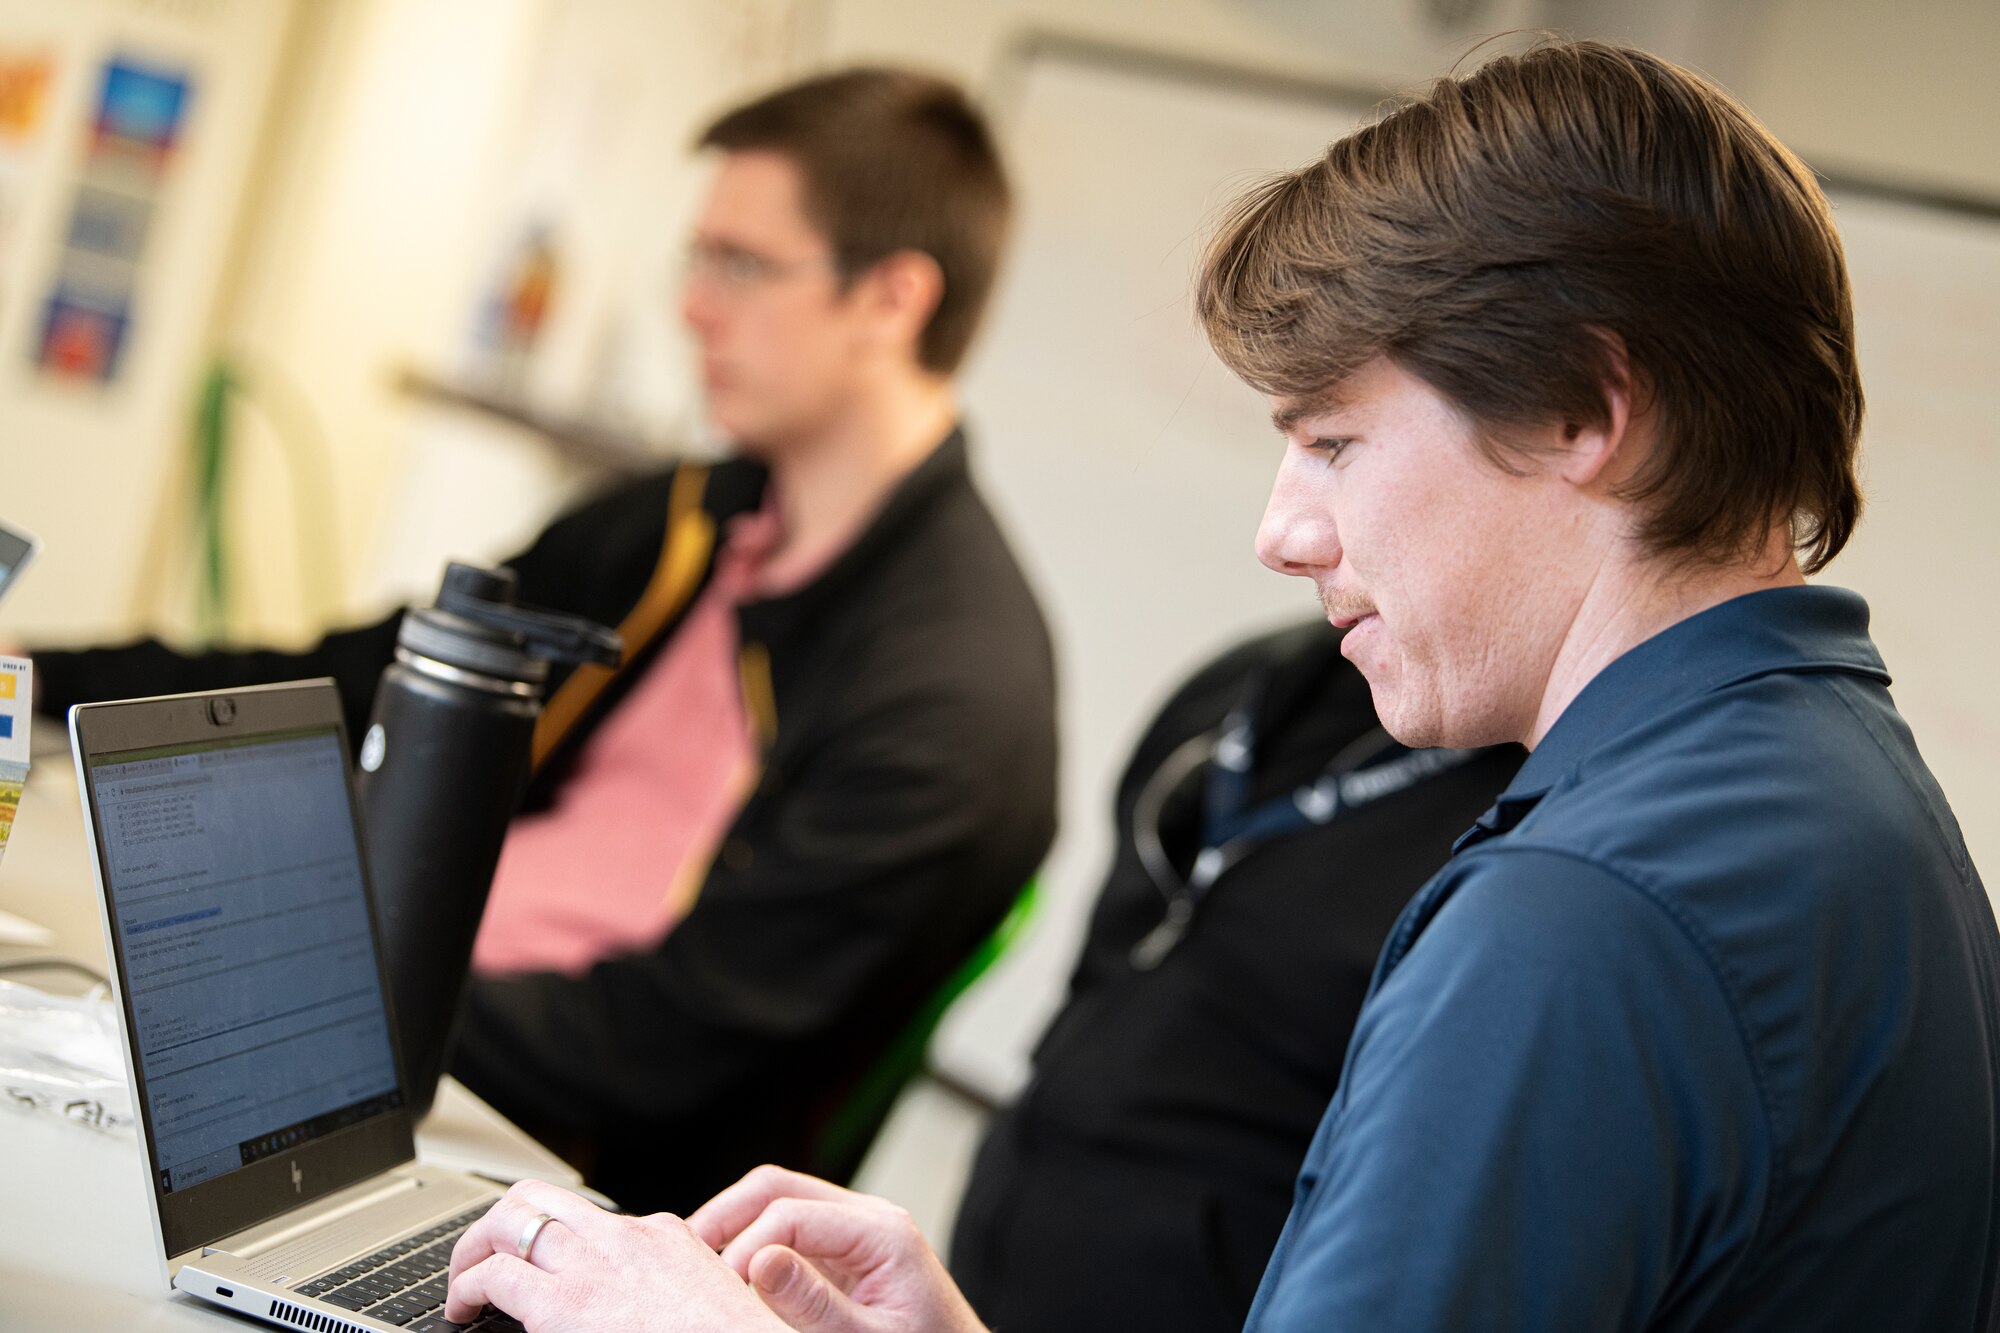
[227,1174,424,1259]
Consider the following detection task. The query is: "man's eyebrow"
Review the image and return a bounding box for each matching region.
[1270,390,1352,436]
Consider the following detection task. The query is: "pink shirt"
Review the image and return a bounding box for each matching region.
[471,498,803,978]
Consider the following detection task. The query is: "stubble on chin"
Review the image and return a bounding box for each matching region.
[1351,660,1417,747]
[1377,702,1445,751]
[1335,614,1450,752]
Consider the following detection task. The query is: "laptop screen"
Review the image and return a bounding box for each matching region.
[89,724,401,1197]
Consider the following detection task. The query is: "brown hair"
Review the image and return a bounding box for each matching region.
[700,66,1010,375]
[1198,40,1863,573]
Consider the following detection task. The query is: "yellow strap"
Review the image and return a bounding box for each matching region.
[737,639,779,753]
[531,464,716,769]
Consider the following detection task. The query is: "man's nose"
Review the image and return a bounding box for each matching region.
[680,276,718,334]
[1255,471,1336,577]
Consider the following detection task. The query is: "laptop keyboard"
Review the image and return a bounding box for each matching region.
[292,1204,522,1330]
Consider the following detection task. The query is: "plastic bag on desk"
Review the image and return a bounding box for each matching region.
[0,978,132,1134]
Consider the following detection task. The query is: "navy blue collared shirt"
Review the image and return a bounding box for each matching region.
[1247,587,1999,1331]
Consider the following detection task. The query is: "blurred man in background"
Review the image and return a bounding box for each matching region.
[31,67,1057,1215]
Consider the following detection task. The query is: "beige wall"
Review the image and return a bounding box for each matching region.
[206,0,550,641]
[1745,0,2000,198]
[824,0,2000,195]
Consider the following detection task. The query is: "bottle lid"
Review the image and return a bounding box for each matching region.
[397,606,551,684]
[394,562,621,687]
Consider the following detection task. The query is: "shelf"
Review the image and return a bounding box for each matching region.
[395,367,671,477]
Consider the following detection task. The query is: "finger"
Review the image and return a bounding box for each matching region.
[450,1180,611,1281]
[687,1165,856,1251]
[513,1212,585,1273]
[719,1196,891,1282]
[505,1178,617,1239]
[444,1252,552,1327]
[750,1244,867,1333]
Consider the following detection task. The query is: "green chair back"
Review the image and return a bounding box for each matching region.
[812,878,1041,1178]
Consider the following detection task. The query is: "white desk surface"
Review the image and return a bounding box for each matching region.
[0,723,579,1330]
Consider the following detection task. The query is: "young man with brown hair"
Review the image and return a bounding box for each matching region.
[434,39,1997,1333]
[33,68,1056,1217]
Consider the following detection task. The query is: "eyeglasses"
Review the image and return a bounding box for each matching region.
[682,239,848,292]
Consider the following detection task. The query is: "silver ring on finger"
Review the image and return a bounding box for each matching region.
[516,1211,555,1264]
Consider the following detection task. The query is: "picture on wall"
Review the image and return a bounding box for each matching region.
[34,54,193,384]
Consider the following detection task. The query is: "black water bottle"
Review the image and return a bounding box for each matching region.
[357,562,620,1119]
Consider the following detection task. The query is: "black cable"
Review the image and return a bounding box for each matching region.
[0,958,110,988]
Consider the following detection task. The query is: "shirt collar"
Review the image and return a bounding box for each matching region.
[1505,584,1888,806]
[734,425,967,635]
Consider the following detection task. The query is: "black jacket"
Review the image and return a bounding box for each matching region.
[949,620,1518,1333]
[37,430,1059,1212]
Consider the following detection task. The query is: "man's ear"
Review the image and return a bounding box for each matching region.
[855,249,944,360]
[1558,329,1637,488]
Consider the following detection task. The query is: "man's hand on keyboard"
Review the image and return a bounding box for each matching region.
[685,1165,990,1333]
[444,1179,789,1332]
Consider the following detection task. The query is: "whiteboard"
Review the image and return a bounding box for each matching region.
[941,52,1382,1096]
[937,43,2000,1099]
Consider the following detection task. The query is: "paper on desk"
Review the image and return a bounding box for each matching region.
[0,978,132,1134]
[0,656,30,866]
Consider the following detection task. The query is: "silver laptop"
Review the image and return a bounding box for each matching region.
[71,680,513,1332]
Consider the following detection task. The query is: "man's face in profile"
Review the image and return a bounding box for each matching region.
[680,151,869,456]
[1256,357,1588,751]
